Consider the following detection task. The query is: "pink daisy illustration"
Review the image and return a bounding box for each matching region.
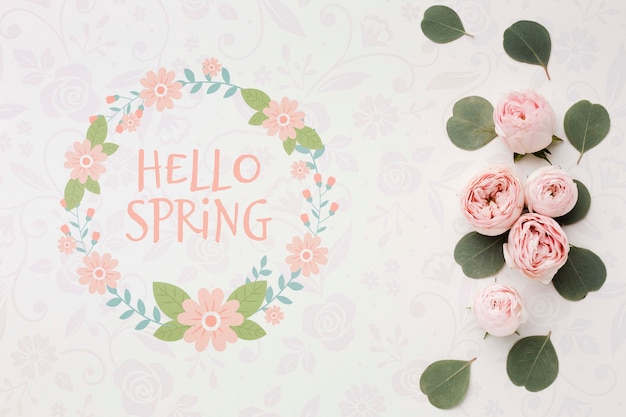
[202,57,222,78]
[262,97,305,141]
[178,288,244,352]
[57,235,76,254]
[64,140,108,184]
[77,251,121,294]
[120,112,141,132]
[264,305,284,325]
[139,68,183,112]
[290,160,310,180]
[285,233,329,277]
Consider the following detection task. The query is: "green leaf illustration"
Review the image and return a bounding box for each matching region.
[119,310,134,320]
[503,20,552,80]
[454,232,507,278]
[507,333,558,392]
[153,282,191,321]
[555,180,590,225]
[135,319,150,330]
[206,83,220,94]
[563,100,610,163]
[231,319,266,340]
[190,83,202,94]
[248,110,269,126]
[295,126,323,150]
[101,142,119,156]
[222,67,231,84]
[224,86,238,98]
[241,88,271,111]
[277,295,292,304]
[420,358,475,409]
[420,5,472,44]
[552,246,606,301]
[283,138,296,155]
[86,115,108,146]
[136,299,146,315]
[227,281,267,318]
[153,320,190,342]
[106,298,122,307]
[184,68,195,82]
[64,178,85,210]
[85,177,100,195]
[446,96,497,150]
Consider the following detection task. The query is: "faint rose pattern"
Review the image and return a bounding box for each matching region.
[599,157,626,189]
[186,233,230,273]
[555,29,598,72]
[114,359,174,417]
[377,152,420,195]
[361,15,393,47]
[302,294,355,351]
[392,360,428,401]
[421,252,455,283]
[40,64,99,121]
[401,3,420,21]
[455,0,498,42]
[179,0,212,18]
[353,95,398,140]
[339,384,386,417]
[11,335,58,378]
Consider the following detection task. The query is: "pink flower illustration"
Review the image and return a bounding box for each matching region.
[177,288,244,352]
[77,251,121,294]
[64,140,108,184]
[264,306,284,325]
[139,68,183,112]
[262,97,305,141]
[120,112,141,132]
[339,384,386,417]
[11,335,58,379]
[202,57,222,77]
[57,235,76,254]
[285,233,328,277]
[290,160,310,179]
[114,359,173,417]
[303,293,355,351]
[353,95,398,139]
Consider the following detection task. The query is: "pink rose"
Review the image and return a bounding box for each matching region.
[460,166,524,236]
[494,90,555,155]
[525,166,578,217]
[472,284,527,337]
[503,213,569,283]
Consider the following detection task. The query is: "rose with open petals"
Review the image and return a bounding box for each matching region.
[494,90,555,155]
[460,166,524,236]
[504,213,569,283]
[525,166,578,217]
[472,284,527,337]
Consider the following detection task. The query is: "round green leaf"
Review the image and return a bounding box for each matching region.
[564,100,610,164]
[552,246,606,301]
[454,232,507,278]
[421,5,472,44]
[446,96,497,150]
[503,20,551,80]
[507,333,558,392]
[420,358,475,409]
[555,180,590,225]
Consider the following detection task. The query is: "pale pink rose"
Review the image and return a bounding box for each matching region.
[139,68,183,112]
[472,284,527,337]
[113,359,173,417]
[64,140,108,184]
[460,166,524,236]
[77,251,121,294]
[177,288,244,352]
[525,166,578,217]
[503,213,569,283]
[262,97,305,141]
[494,90,555,154]
[285,233,328,277]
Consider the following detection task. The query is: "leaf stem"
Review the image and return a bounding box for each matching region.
[108,288,163,326]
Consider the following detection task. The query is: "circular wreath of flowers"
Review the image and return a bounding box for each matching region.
[58,58,339,352]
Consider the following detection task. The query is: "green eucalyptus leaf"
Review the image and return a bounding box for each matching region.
[283,138,296,155]
[454,232,507,278]
[446,96,497,150]
[503,20,552,80]
[295,126,323,150]
[507,333,558,392]
[555,180,590,225]
[563,100,610,164]
[227,281,267,318]
[84,177,100,195]
[86,115,108,146]
[248,110,268,126]
[231,319,266,340]
[64,178,85,210]
[552,246,606,301]
[420,358,475,409]
[101,142,119,156]
[152,282,191,321]
[153,320,190,342]
[241,88,271,111]
[421,5,472,44]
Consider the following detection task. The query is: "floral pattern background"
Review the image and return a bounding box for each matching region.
[1,0,626,416]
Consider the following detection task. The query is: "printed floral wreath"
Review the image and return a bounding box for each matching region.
[58,58,339,352]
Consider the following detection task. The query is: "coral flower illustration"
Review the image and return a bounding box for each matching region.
[202,57,222,78]
[57,235,76,254]
[78,251,121,294]
[262,97,305,141]
[285,233,329,277]
[264,305,284,325]
[290,160,310,179]
[140,68,183,112]
[120,112,141,132]
[64,140,107,184]
[178,288,244,352]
